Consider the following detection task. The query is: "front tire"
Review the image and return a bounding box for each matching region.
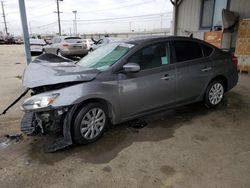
[73,103,108,144]
[204,80,225,108]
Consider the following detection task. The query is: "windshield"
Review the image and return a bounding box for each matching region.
[78,42,134,70]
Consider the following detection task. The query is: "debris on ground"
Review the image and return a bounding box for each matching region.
[14,75,22,80]
[4,133,23,142]
[128,119,147,129]
[0,133,23,149]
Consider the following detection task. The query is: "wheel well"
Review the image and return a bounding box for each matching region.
[73,98,114,124]
[209,75,228,91]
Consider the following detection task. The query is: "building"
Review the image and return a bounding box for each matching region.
[173,0,250,51]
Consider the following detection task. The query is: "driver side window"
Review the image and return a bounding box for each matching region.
[129,43,170,70]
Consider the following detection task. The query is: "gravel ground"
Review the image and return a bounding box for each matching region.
[0,45,250,188]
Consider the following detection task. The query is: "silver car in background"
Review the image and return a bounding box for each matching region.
[44,36,88,58]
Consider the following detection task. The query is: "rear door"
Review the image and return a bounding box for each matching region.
[172,40,214,103]
[118,42,177,119]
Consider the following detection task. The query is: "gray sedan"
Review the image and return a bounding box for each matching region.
[44,36,88,58]
[21,36,238,151]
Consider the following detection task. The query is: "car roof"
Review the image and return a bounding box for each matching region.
[123,35,208,45]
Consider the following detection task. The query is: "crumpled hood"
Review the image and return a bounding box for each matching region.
[22,54,100,88]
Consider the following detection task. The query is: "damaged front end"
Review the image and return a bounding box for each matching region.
[18,54,100,152]
[20,86,74,152]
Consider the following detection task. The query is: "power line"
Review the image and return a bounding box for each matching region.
[32,21,57,29]
[61,12,171,23]
[73,0,154,14]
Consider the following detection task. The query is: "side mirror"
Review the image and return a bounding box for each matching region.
[123,63,140,73]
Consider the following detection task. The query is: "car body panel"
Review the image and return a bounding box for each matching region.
[21,36,239,130]
[22,54,100,88]
[175,57,213,103]
[118,64,177,119]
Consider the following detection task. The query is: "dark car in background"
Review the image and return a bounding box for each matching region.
[44,36,88,58]
[20,36,238,151]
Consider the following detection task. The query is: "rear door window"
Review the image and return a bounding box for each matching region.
[173,41,203,62]
[129,43,170,70]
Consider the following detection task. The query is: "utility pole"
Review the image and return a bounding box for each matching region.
[29,21,32,35]
[129,21,132,32]
[54,0,63,35]
[18,0,31,65]
[1,1,8,35]
[160,14,163,31]
[170,0,183,35]
[72,10,77,36]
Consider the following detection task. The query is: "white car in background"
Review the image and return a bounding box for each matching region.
[30,38,46,56]
[82,39,94,51]
[91,37,121,51]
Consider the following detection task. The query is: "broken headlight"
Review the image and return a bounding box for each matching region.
[21,93,59,111]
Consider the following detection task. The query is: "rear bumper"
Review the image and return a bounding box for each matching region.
[227,67,239,91]
[30,45,44,52]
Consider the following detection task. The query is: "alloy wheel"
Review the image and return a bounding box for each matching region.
[209,83,224,105]
[80,108,106,140]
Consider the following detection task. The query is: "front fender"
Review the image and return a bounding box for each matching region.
[50,81,121,124]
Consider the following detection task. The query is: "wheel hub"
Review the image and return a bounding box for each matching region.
[80,108,106,140]
[209,83,224,105]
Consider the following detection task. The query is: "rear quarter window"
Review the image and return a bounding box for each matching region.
[173,41,203,62]
[200,43,213,57]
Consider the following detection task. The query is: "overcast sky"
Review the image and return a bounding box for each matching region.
[1,0,173,35]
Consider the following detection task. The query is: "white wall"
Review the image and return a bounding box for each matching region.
[176,0,250,48]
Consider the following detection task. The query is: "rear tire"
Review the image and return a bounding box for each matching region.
[204,80,225,108]
[73,103,108,144]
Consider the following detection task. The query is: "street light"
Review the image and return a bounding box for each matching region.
[72,10,77,36]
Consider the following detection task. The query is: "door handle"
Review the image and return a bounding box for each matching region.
[161,74,174,80]
[201,67,212,72]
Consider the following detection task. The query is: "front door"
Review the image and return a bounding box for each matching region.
[118,42,177,119]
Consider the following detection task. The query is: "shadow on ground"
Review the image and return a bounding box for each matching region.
[1,91,247,165]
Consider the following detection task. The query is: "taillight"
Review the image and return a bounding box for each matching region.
[63,44,69,48]
[231,54,238,66]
